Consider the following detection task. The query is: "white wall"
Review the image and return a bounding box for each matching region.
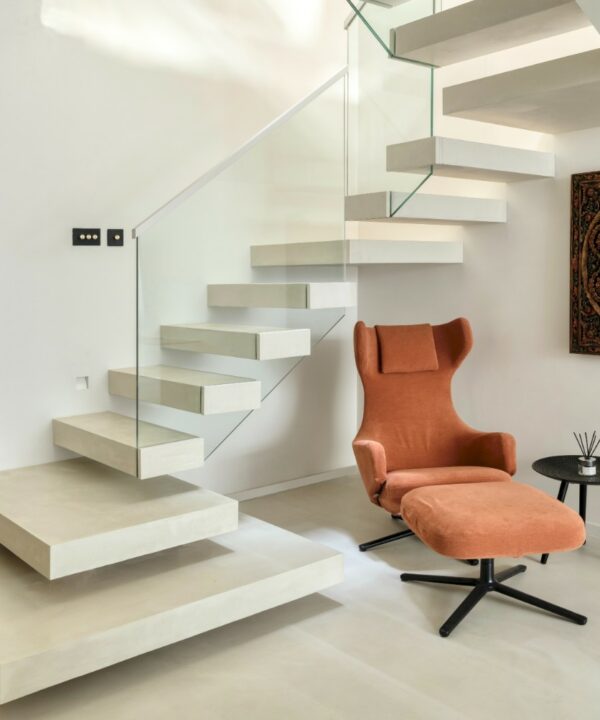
[0,0,356,491]
[356,23,600,523]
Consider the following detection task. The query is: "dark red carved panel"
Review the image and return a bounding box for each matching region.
[571,171,600,355]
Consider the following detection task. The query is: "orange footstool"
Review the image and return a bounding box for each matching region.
[399,482,587,637]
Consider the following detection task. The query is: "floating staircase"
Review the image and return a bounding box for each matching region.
[24,199,350,702]
[0,18,389,708]
[8,229,347,701]
[391,0,591,66]
[342,0,576,271]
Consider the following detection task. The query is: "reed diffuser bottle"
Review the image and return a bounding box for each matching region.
[574,432,599,476]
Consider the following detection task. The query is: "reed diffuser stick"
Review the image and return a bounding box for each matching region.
[574,431,599,457]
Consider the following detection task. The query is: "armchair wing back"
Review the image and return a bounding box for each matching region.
[353,318,516,509]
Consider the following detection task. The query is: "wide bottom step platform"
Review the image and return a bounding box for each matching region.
[0,458,238,579]
[0,515,343,704]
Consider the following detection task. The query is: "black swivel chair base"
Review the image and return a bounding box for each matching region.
[358,528,415,552]
[401,559,587,637]
[359,514,414,552]
[358,518,478,565]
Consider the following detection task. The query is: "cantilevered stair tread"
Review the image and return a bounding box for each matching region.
[0,458,237,579]
[252,241,348,267]
[52,411,204,479]
[161,323,311,360]
[345,191,506,223]
[109,366,261,415]
[387,136,555,182]
[391,0,590,67]
[251,239,463,266]
[0,514,343,704]
[443,49,600,134]
[207,282,357,309]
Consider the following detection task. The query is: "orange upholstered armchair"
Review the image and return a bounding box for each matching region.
[354,318,516,552]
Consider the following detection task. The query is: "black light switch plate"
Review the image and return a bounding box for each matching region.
[73,228,101,246]
[107,229,124,246]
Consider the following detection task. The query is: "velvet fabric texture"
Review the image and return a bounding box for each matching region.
[400,482,586,560]
[353,318,516,514]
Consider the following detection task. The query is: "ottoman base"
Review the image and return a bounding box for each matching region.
[401,559,587,637]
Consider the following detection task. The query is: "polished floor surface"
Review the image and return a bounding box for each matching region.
[1,475,598,719]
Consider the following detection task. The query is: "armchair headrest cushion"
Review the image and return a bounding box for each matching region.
[375,323,439,374]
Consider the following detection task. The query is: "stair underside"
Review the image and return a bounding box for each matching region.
[387,136,555,182]
[161,323,311,360]
[251,239,463,266]
[345,191,506,223]
[0,458,238,579]
[53,411,204,479]
[0,514,343,704]
[444,49,600,134]
[109,366,261,415]
[207,283,357,309]
[392,0,589,66]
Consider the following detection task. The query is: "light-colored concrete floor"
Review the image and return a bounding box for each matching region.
[2,474,599,719]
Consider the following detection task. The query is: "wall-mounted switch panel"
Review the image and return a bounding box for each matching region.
[73,229,101,246]
[107,229,124,246]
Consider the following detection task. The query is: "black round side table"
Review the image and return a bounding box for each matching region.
[532,455,600,564]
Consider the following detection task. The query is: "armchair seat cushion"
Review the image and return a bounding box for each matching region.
[379,465,511,514]
[399,481,585,560]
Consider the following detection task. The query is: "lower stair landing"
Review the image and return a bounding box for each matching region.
[0,458,238,579]
[0,514,343,704]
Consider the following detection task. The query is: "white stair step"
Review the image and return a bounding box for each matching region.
[161,323,311,360]
[0,514,343,704]
[345,191,506,223]
[109,366,261,415]
[252,241,348,267]
[387,136,555,182]
[346,239,463,265]
[444,49,600,134]
[0,458,237,579]
[207,283,357,310]
[392,0,589,67]
[251,239,463,266]
[53,411,204,480]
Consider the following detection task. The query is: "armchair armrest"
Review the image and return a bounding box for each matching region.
[468,432,516,476]
[353,439,388,505]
